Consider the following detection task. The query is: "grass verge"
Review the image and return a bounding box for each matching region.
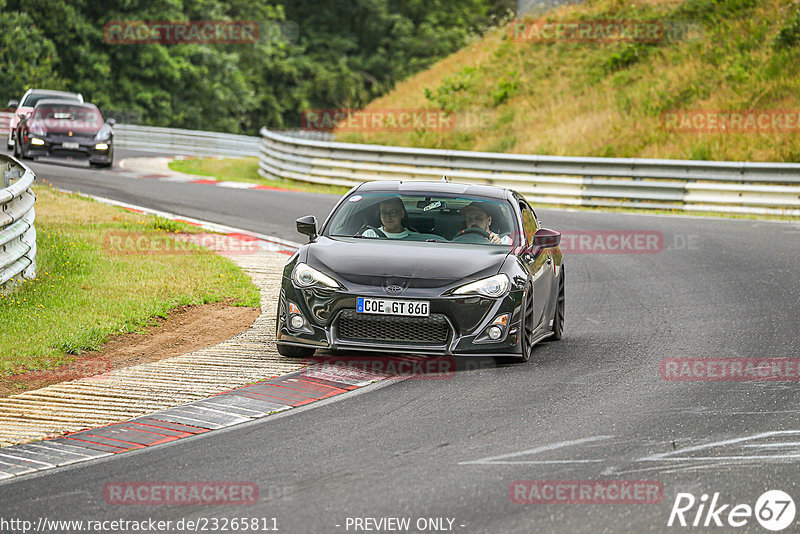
[168,156,349,195]
[0,183,261,377]
[340,0,800,163]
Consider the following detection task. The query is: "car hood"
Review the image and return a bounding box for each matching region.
[305,236,509,287]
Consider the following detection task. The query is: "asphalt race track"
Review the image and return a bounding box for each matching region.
[2,149,800,532]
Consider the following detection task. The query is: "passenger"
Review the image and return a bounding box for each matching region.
[457,201,512,245]
[362,197,417,239]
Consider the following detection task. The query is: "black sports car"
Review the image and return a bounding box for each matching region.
[14,100,114,168]
[276,180,565,362]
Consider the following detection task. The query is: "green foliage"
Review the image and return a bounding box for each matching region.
[492,71,519,106]
[0,4,65,98]
[1,0,508,132]
[773,10,800,49]
[602,43,650,74]
[424,67,478,112]
[675,0,759,23]
[149,217,183,233]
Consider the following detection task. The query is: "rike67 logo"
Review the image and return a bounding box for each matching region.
[668,490,796,531]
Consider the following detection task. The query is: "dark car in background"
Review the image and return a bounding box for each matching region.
[14,100,114,168]
[276,180,565,362]
[6,89,83,150]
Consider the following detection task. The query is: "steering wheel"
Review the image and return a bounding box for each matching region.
[451,227,492,243]
[355,224,385,238]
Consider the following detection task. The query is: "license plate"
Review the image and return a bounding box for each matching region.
[356,297,429,317]
[62,142,79,149]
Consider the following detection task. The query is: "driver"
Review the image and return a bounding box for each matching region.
[362,197,417,239]
[460,201,511,245]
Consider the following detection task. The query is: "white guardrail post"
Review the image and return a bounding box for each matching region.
[258,127,800,216]
[1,155,37,291]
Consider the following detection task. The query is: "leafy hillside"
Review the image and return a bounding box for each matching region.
[0,0,511,134]
[337,0,800,162]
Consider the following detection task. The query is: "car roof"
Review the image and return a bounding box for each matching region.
[24,89,82,99]
[355,180,512,200]
[34,99,98,109]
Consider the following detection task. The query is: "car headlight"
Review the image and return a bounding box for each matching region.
[30,138,45,146]
[453,274,509,297]
[94,125,112,141]
[292,262,342,289]
[95,143,109,150]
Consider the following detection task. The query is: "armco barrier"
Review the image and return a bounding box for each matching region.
[1,155,37,290]
[113,124,261,157]
[258,128,800,216]
[113,124,332,157]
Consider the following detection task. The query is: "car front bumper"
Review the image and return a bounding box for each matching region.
[23,137,112,163]
[276,281,525,357]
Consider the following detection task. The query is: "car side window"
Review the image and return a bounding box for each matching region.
[519,202,538,246]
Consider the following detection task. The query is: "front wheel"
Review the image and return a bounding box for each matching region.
[277,343,316,358]
[548,268,565,341]
[516,282,535,362]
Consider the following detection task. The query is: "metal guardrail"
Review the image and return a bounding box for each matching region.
[114,124,261,157]
[1,155,37,291]
[113,124,332,157]
[258,128,800,216]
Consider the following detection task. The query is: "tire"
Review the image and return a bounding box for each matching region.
[517,282,535,362]
[548,268,565,341]
[277,343,316,358]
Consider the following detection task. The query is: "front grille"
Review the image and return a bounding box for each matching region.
[336,309,449,345]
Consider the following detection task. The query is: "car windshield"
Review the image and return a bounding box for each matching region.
[325,191,519,247]
[31,104,103,134]
[21,93,80,108]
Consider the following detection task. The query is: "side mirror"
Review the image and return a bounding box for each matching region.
[296,215,317,240]
[106,118,116,127]
[531,228,561,249]
[7,100,18,112]
[18,112,30,123]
